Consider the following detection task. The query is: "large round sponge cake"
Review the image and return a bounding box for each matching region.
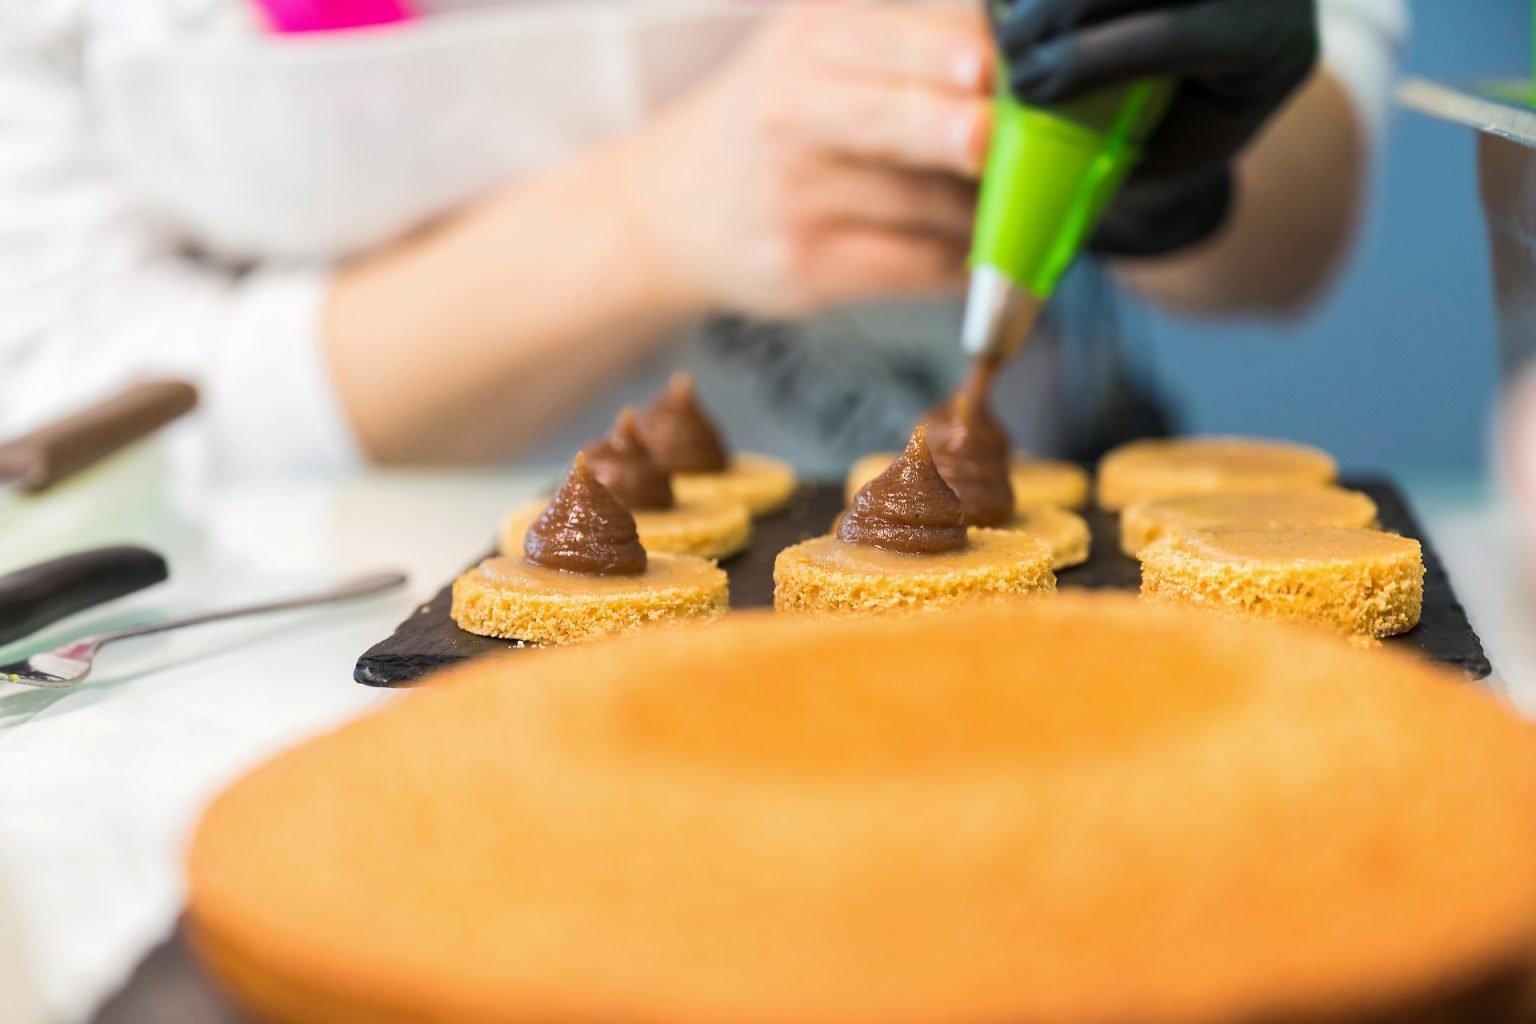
[187,597,1536,1024]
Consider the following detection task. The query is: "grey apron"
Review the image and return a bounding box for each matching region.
[530,262,1177,474]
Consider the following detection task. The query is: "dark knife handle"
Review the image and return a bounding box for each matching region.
[0,547,169,647]
[0,380,199,493]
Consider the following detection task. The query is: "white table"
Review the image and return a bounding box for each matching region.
[0,444,547,1023]
[0,447,1528,1023]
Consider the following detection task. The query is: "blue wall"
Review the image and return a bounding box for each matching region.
[1133,1,1528,475]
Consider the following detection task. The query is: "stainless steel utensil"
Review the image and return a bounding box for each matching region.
[0,571,407,689]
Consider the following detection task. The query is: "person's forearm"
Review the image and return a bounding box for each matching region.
[325,136,695,465]
[1115,70,1365,320]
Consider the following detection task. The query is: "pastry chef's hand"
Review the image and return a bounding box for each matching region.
[992,0,1318,256]
[626,4,992,318]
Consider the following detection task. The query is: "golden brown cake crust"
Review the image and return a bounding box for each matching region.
[451,555,727,645]
[1141,526,1424,637]
[773,528,1055,615]
[188,597,1536,1024]
[1098,437,1338,510]
[847,453,1088,510]
[673,453,798,517]
[501,498,752,561]
[1121,486,1380,556]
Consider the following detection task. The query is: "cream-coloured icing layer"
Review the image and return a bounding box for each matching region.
[1122,487,1378,555]
[1007,506,1091,569]
[478,552,722,595]
[1164,526,1418,566]
[801,529,1047,576]
[1097,437,1337,509]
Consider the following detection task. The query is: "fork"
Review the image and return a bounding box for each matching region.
[0,571,407,689]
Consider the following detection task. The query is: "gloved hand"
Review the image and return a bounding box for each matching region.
[991,0,1318,256]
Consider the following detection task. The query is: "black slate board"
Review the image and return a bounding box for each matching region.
[356,478,1491,685]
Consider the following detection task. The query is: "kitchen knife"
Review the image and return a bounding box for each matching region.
[0,546,169,648]
[0,380,198,495]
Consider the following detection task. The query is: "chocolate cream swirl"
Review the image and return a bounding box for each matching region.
[928,395,1015,528]
[638,373,730,474]
[839,426,968,554]
[524,454,647,575]
[582,408,674,511]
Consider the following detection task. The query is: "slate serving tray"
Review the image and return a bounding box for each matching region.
[355,478,1491,686]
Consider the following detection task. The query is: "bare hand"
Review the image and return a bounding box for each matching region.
[625,3,993,318]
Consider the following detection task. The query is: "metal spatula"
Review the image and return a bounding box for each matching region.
[0,571,406,689]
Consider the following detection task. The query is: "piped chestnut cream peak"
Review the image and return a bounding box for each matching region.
[524,453,647,576]
[500,410,753,562]
[849,375,1089,514]
[454,453,728,645]
[637,373,798,517]
[928,397,1016,529]
[921,394,1088,568]
[839,426,967,555]
[637,373,728,474]
[776,426,1055,616]
[581,408,674,511]
[844,387,1091,568]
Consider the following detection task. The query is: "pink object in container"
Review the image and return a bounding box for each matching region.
[252,0,415,33]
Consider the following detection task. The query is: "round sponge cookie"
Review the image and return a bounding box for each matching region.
[1006,457,1090,510]
[1140,526,1424,637]
[1121,486,1379,556]
[501,498,752,562]
[1010,505,1091,569]
[451,554,728,645]
[1098,437,1337,510]
[187,596,1536,1024]
[673,454,797,517]
[773,528,1055,616]
[847,453,1088,510]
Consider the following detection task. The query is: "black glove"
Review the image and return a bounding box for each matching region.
[990,0,1318,256]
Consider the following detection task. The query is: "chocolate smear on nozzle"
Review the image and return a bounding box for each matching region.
[923,364,1010,463]
[582,408,674,511]
[638,373,730,474]
[524,453,647,575]
[930,393,1015,528]
[839,426,968,554]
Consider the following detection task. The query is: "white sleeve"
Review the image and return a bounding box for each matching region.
[1317,0,1410,147]
[0,3,362,475]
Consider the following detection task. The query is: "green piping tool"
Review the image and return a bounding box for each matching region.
[962,72,1175,363]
